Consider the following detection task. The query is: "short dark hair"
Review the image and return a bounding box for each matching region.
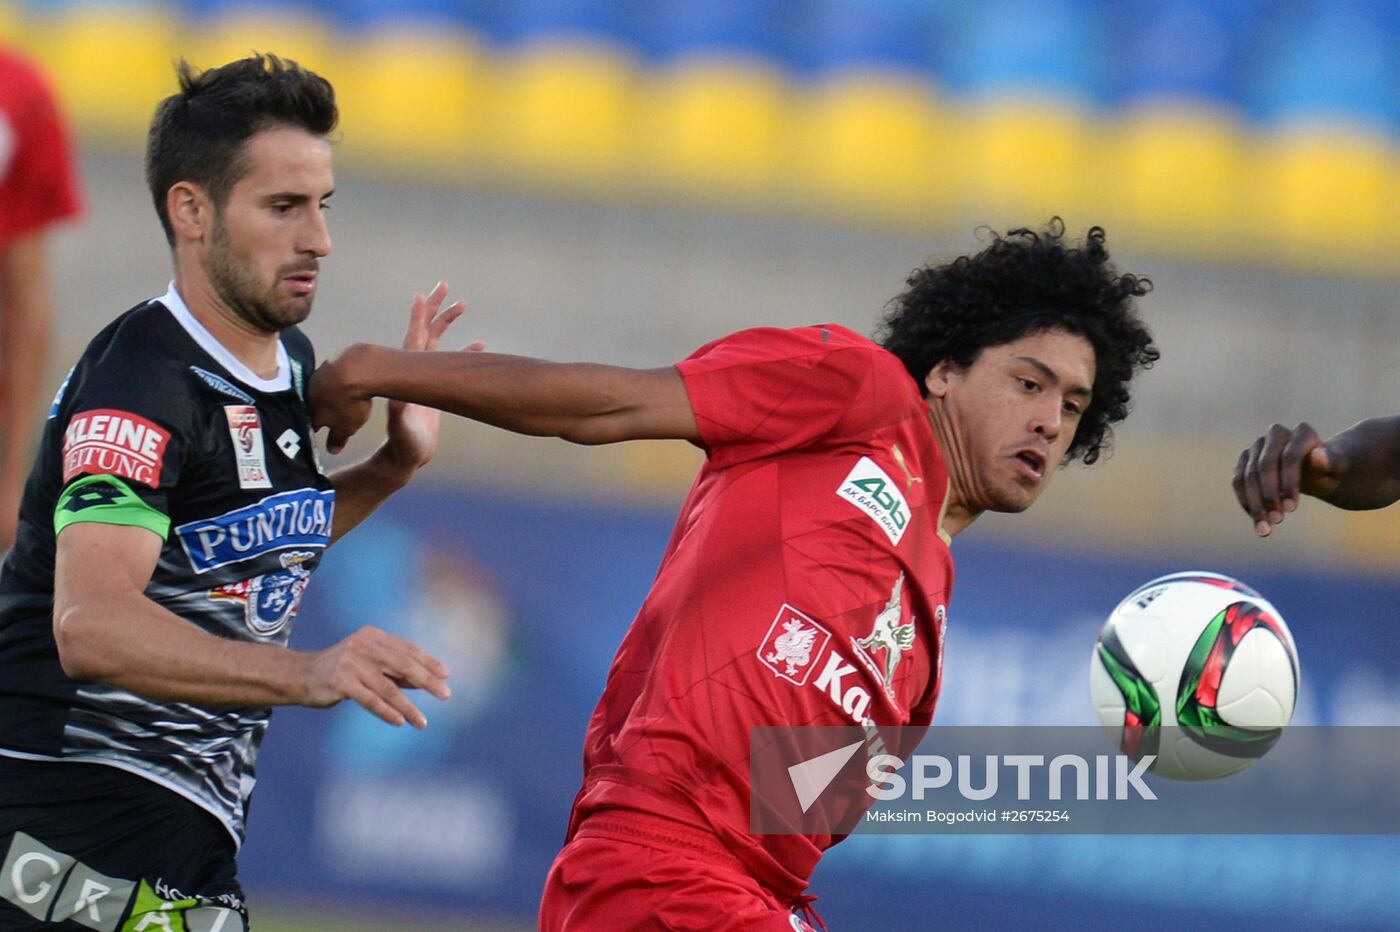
[877,219,1158,465]
[145,53,338,245]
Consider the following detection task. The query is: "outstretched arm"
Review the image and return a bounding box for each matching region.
[55,522,451,728]
[311,342,700,454]
[1233,417,1400,536]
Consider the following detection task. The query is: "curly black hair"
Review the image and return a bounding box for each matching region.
[877,218,1158,465]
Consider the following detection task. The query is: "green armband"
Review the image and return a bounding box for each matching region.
[54,474,170,539]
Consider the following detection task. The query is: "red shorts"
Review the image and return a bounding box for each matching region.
[539,823,820,932]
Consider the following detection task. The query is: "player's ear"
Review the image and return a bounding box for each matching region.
[167,182,213,244]
[924,359,958,399]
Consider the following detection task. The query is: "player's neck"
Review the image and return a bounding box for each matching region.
[173,269,282,380]
[926,404,980,539]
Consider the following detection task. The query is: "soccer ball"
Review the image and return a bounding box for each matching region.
[1089,571,1300,780]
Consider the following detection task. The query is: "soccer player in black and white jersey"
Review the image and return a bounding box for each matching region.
[0,55,461,931]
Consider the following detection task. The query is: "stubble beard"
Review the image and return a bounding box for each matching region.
[987,468,1043,514]
[208,217,314,333]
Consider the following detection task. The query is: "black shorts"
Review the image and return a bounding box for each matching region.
[0,756,247,931]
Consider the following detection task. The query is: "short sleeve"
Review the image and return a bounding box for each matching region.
[676,325,878,469]
[0,54,83,247]
[51,364,185,541]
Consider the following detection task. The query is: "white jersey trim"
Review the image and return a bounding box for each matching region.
[156,282,291,393]
[0,747,245,850]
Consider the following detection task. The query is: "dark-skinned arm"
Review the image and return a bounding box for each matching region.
[1233,417,1400,537]
[311,344,700,453]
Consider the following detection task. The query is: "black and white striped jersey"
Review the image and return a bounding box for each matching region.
[0,283,335,846]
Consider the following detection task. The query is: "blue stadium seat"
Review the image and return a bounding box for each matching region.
[492,0,621,47]
[937,0,1106,105]
[1115,0,1256,112]
[20,0,180,14]
[329,0,487,36]
[1245,0,1397,128]
[798,0,937,79]
[626,0,790,67]
[179,0,335,21]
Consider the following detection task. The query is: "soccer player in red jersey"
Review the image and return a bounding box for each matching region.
[310,219,1158,929]
[0,45,83,550]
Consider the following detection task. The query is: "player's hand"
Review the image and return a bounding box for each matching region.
[309,348,372,455]
[1233,422,1347,537]
[381,282,471,474]
[301,625,451,728]
[310,284,471,457]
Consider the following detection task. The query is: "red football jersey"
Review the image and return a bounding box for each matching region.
[0,47,82,248]
[567,324,955,900]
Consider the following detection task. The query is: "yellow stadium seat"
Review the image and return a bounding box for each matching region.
[955,96,1097,223]
[793,72,953,229]
[1115,103,1250,258]
[21,5,178,144]
[332,29,487,174]
[634,57,793,198]
[488,39,634,189]
[1248,126,1395,274]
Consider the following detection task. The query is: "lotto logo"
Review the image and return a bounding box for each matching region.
[62,409,170,489]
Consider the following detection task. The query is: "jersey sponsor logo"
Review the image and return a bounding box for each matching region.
[758,611,883,725]
[814,652,874,724]
[1,831,72,922]
[210,550,316,637]
[190,366,255,404]
[275,428,301,459]
[808,651,898,773]
[52,860,137,930]
[836,456,909,545]
[48,365,75,419]
[130,879,245,932]
[1,832,136,930]
[152,876,245,913]
[175,488,335,573]
[851,574,917,699]
[63,409,171,489]
[224,405,272,490]
[762,621,900,760]
[758,605,832,685]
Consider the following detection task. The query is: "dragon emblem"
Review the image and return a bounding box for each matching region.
[766,618,818,676]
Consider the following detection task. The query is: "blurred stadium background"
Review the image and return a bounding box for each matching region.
[4,0,1400,928]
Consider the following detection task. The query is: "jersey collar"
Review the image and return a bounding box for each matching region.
[156,282,292,393]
